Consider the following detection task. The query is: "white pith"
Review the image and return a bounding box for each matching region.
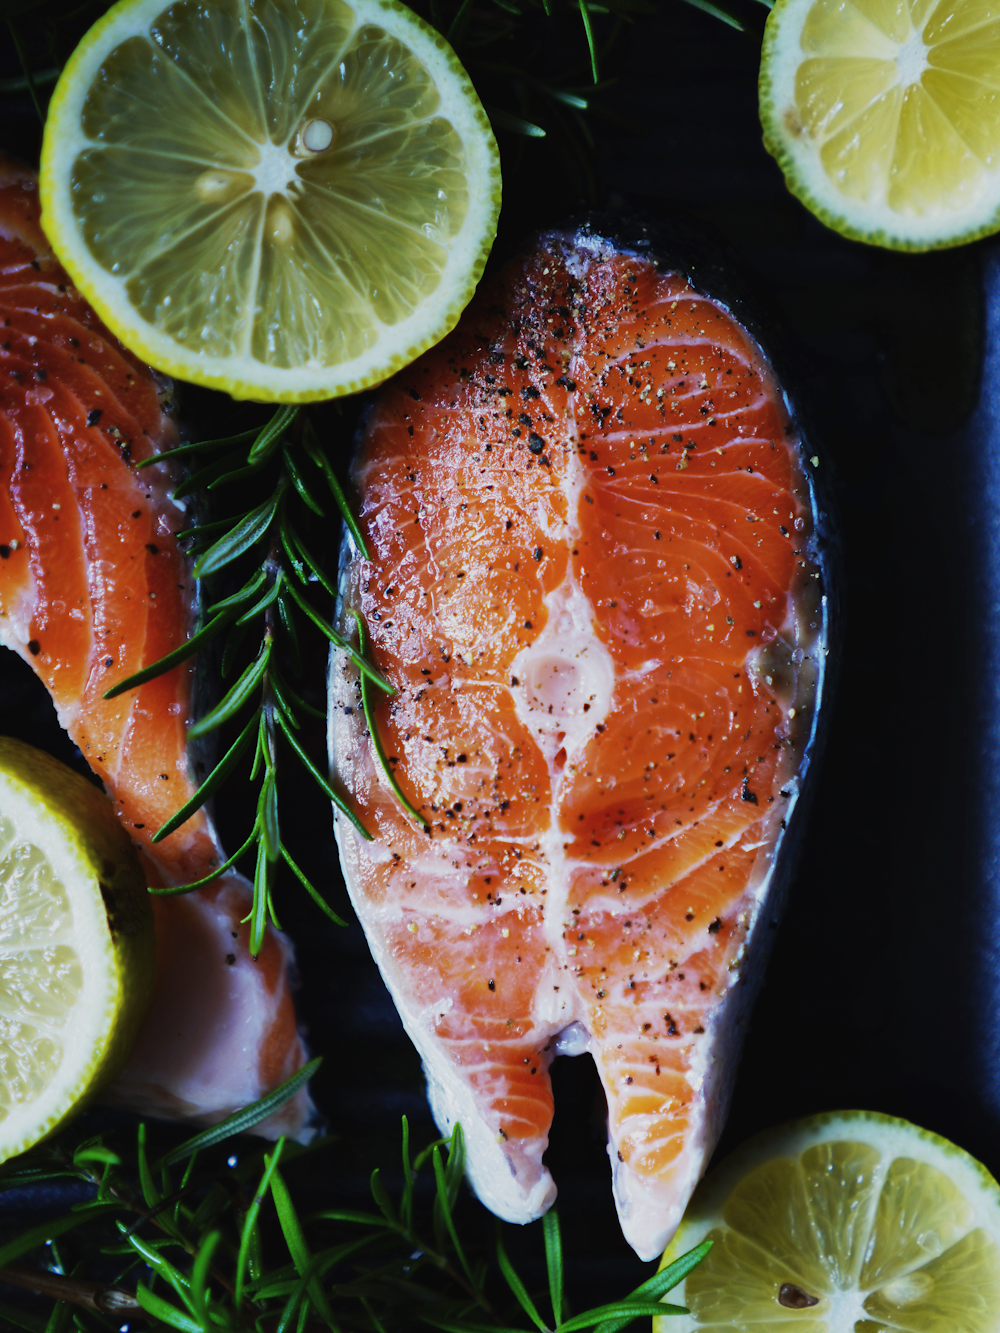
[0,774,117,1150]
[895,31,929,87]
[252,140,301,198]
[39,0,501,400]
[762,0,1000,247]
[657,1111,1000,1331]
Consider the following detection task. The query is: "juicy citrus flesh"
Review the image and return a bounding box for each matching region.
[760,0,1000,250]
[655,1110,1000,1332]
[0,739,154,1159]
[40,0,501,400]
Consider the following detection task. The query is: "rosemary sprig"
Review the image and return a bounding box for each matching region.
[349,608,429,832]
[0,1074,709,1333]
[105,407,391,954]
[419,0,659,172]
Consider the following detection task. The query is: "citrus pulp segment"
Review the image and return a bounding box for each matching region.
[0,739,154,1160]
[654,1109,1000,1332]
[39,0,501,401]
[759,0,1000,250]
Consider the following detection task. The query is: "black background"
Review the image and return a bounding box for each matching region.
[2,0,1000,1311]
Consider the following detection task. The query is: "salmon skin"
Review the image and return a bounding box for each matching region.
[329,220,831,1258]
[0,159,310,1136]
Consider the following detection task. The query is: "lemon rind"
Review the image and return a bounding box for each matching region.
[0,739,154,1163]
[654,1108,1000,1330]
[39,0,502,402]
[759,0,1000,253]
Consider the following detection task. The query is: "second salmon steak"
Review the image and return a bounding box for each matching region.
[329,222,831,1258]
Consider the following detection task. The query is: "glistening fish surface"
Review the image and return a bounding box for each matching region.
[329,222,831,1259]
[0,159,309,1135]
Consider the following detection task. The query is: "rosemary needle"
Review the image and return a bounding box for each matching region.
[100,405,389,946]
[0,1103,709,1332]
[349,609,428,832]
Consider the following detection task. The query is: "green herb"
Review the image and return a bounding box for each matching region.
[433,0,654,151]
[0,1070,708,1332]
[99,407,395,955]
[348,609,428,832]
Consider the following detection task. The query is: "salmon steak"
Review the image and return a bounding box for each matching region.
[329,222,830,1258]
[0,158,309,1135]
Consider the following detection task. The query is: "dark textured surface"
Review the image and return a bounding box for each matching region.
[2,0,1000,1311]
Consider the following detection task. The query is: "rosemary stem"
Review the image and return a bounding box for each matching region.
[69,1161,241,1303]
[122,1169,241,1239]
[0,1264,140,1316]
[393,1217,500,1319]
[247,540,285,954]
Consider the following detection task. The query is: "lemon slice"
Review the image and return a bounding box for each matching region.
[759,0,1000,250]
[654,1110,1000,1332]
[39,0,501,402]
[0,738,154,1161]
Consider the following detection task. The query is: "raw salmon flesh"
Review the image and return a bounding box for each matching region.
[0,159,309,1134]
[329,222,831,1258]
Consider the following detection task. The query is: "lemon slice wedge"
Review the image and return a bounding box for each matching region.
[0,738,154,1161]
[759,0,1000,250]
[655,1110,1000,1331]
[39,0,501,401]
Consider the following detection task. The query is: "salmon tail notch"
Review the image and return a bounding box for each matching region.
[0,158,315,1142]
[329,213,836,1259]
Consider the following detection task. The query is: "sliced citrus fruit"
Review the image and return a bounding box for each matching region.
[759,0,1000,251]
[39,0,501,402]
[653,1109,1000,1331]
[0,738,154,1161]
